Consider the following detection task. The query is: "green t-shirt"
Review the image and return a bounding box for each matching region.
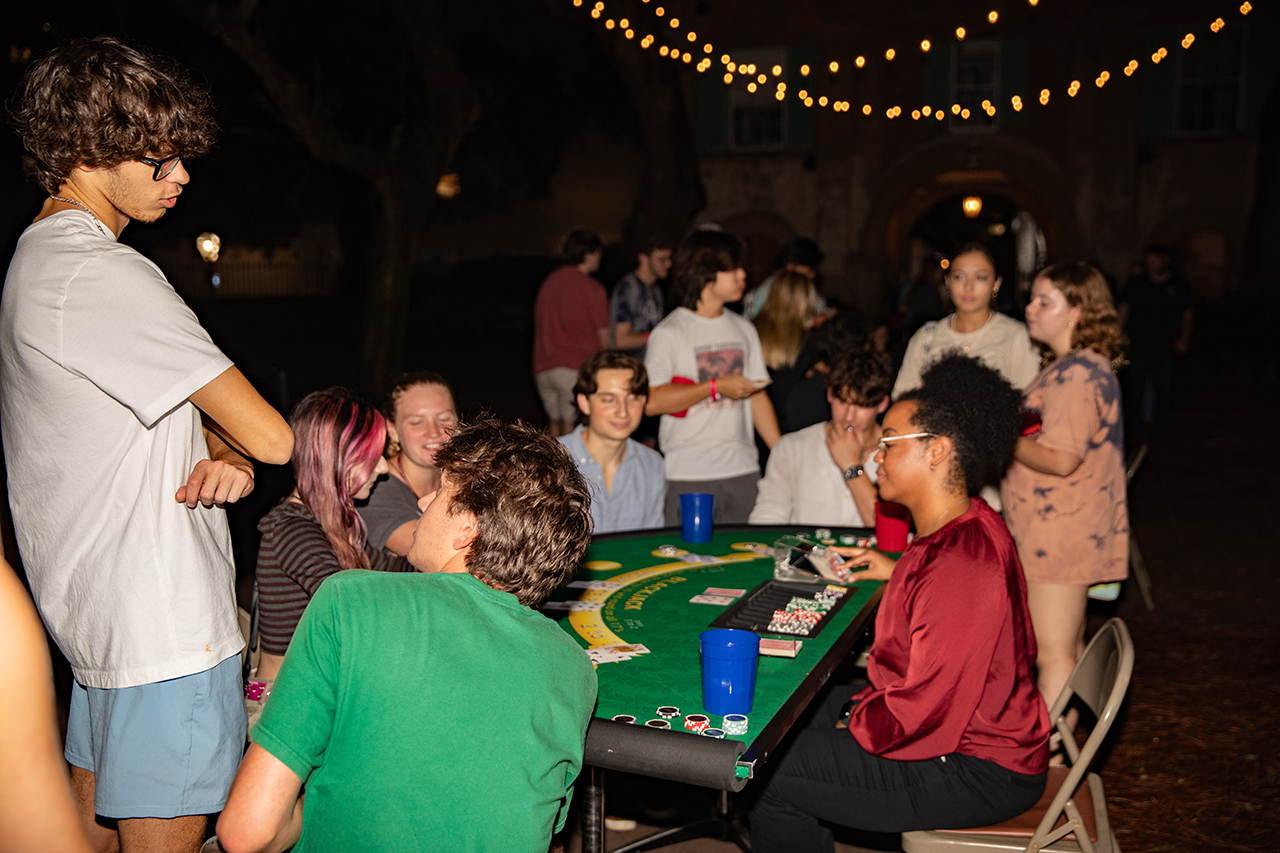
[253,570,598,852]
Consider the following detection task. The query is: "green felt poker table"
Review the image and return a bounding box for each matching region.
[547,525,885,852]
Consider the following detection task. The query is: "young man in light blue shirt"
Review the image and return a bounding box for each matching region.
[559,351,666,533]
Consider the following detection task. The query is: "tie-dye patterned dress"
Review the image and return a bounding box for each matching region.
[1001,348,1129,584]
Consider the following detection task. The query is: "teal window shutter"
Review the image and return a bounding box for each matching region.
[1000,38,1027,125]
[786,45,817,149]
[922,42,952,111]
[1244,21,1280,132]
[697,73,730,154]
[1140,25,1180,139]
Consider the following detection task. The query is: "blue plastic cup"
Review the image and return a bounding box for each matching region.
[699,628,760,715]
[680,492,714,543]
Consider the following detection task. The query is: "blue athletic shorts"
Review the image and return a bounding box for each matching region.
[65,656,247,819]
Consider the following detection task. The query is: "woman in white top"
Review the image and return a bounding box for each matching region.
[892,244,1041,399]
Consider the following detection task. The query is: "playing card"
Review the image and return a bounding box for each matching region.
[702,587,746,597]
[567,580,622,591]
[689,594,735,606]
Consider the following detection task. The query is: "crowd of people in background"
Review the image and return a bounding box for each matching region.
[0,32,1164,853]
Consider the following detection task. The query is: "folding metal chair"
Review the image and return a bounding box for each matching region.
[901,617,1134,853]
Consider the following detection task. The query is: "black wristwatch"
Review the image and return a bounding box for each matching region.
[843,464,864,481]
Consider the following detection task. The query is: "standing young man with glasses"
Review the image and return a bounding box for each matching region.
[2,37,294,852]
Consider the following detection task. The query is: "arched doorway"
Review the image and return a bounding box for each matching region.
[852,134,1083,313]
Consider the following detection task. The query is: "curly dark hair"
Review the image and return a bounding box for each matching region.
[433,417,592,607]
[10,37,217,195]
[671,229,746,310]
[826,349,893,406]
[897,355,1022,496]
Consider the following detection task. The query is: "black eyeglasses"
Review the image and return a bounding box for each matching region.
[138,155,182,181]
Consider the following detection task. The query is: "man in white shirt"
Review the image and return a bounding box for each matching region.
[558,351,665,533]
[750,350,893,527]
[645,230,781,524]
[2,37,293,852]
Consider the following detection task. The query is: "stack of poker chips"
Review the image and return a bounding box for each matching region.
[684,714,710,733]
[722,714,749,735]
[766,591,840,634]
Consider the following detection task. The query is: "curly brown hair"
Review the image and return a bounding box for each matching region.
[826,349,894,407]
[10,37,217,195]
[1035,262,1128,372]
[433,417,592,607]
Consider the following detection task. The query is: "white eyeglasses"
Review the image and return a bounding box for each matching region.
[877,432,938,454]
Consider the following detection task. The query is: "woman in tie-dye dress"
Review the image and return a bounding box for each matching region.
[1002,262,1129,715]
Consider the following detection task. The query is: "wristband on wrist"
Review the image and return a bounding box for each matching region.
[709,378,719,402]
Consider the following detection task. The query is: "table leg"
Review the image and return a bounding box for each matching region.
[581,765,605,853]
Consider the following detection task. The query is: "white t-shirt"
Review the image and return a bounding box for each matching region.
[748,422,880,526]
[0,212,241,688]
[645,307,769,481]
[892,312,1042,398]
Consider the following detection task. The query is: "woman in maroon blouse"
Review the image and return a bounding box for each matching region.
[749,355,1050,852]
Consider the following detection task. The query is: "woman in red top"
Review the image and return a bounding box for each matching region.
[749,355,1050,852]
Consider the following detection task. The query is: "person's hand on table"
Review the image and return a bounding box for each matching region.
[715,373,762,400]
[832,546,896,582]
[824,422,867,473]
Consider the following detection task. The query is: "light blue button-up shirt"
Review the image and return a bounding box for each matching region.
[558,427,666,534]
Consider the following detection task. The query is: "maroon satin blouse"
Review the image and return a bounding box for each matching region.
[847,498,1050,775]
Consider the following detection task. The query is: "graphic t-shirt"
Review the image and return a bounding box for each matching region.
[609,272,664,357]
[645,307,769,481]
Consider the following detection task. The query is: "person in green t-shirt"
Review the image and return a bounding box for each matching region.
[216,418,597,853]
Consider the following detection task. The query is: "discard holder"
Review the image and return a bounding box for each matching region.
[680,492,714,543]
[699,628,759,715]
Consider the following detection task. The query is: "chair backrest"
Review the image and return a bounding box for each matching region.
[1125,443,1148,484]
[1036,618,1134,843]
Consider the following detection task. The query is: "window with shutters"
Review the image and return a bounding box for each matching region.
[1176,29,1244,135]
[729,47,788,151]
[951,41,1000,131]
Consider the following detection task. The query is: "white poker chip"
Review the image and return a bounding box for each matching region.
[657,544,679,557]
[644,719,672,729]
[611,714,637,724]
[722,714,749,734]
[701,728,726,738]
[656,705,680,719]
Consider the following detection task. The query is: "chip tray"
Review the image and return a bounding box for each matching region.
[707,579,853,639]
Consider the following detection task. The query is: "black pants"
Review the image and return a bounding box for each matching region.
[749,684,1047,853]
[1123,351,1175,447]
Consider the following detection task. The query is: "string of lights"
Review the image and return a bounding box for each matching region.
[572,0,1257,123]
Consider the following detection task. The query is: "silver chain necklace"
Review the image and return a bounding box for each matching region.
[49,195,110,237]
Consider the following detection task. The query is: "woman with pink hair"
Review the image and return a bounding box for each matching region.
[250,389,412,701]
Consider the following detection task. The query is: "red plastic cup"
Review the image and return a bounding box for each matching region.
[875,501,911,552]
